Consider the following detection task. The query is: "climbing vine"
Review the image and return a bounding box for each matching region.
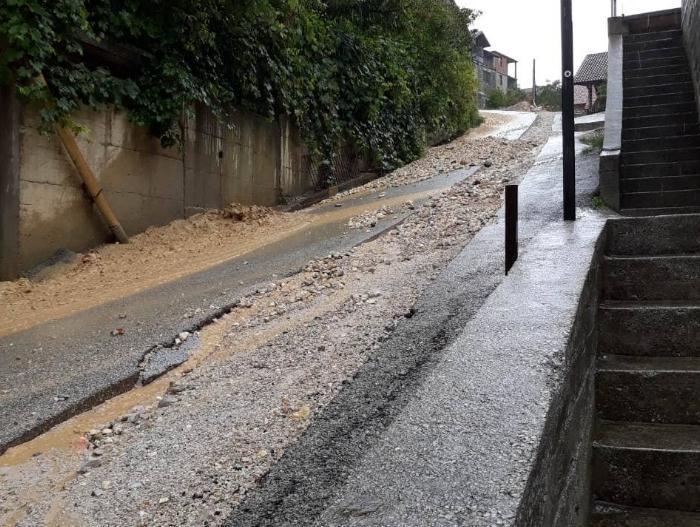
[0,0,480,169]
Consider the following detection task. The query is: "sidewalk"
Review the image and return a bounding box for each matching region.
[225,115,611,526]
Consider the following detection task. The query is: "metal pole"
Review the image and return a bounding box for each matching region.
[532,59,537,106]
[505,185,518,275]
[561,0,576,221]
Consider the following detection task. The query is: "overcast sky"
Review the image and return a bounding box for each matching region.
[457,0,682,88]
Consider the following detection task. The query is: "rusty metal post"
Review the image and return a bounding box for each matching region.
[505,184,518,275]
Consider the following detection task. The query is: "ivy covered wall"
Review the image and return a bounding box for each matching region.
[0,0,481,172]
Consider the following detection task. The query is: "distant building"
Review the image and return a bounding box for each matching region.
[471,30,518,109]
[574,52,608,114]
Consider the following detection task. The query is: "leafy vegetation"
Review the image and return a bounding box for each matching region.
[486,87,526,109]
[535,80,562,111]
[581,130,604,154]
[0,0,481,170]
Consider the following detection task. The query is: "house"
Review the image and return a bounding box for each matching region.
[472,30,518,109]
[574,84,598,114]
[574,52,607,114]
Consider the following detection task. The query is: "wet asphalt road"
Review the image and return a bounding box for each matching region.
[0,167,478,455]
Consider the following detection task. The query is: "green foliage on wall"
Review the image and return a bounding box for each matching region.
[0,0,481,170]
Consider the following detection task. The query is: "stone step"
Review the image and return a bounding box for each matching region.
[623,101,697,119]
[597,354,700,424]
[624,29,683,44]
[621,159,700,179]
[603,254,700,301]
[621,146,700,166]
[599,302,700,357]
[621,174,700,194]
[624,34,683,52]
[624,45,686,61]
[622,112,697,130]
[620,206,700,216]
[625,91,697,109]
[621,190,700,210]
[624,63,690,79]
[625,9,682,34]
[593,421,700,512]
[624,55,688,71]
[625,81,695,99]
[605,214,700,256]
[623,134,700,153]
[591,501,700,527]
[622,122,699,141]
[625,72,693,89]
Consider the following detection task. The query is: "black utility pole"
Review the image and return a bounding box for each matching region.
[532,60,537,106]
[561,0,576,221]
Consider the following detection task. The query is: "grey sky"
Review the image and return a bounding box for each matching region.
[457,0,682,88]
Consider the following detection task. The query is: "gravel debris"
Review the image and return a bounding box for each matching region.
[0,113,554,527]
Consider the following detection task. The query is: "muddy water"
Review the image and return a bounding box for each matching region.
[0,281,352,526]
[0,189,435,339]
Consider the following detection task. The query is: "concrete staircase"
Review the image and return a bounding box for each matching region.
[591,215,700,526]
[621,23,700,215]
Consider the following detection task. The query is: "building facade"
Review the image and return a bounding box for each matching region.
[472,31,518,108]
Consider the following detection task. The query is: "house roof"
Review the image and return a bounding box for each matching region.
[574,52,608,85]
[472,30,491,49]
[491,51,517,64]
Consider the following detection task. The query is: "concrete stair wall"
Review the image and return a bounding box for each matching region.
[591,214,700,526]
[620,20,700,215]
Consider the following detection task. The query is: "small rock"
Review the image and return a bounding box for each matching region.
[92,488,103,498]
[159,497,170,505]
[158,396,177,408]
[483,160,493,168]
[178,331,191,342]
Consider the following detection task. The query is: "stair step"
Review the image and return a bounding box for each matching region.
[623,102,697,119]
[622,174,700,194]
[593,421,700,511]
[626,81,695,99]
[624,55,688,71]
[624,34,683,52]
[622,112,697,130]
[621,146,700,166]
[605,214,700,256]
[603,254,700,301]
[597,354,700,424]
[625,63,690,79]
[600,302,700,357]
[621,160,700,179]
[624,29,683,44]
[623,134,700,153]
[620,206,700,216]
[625,91,696,109]
[591,501,700,527]
[623,122,700,141]
[624,46,686,61]
[625,72,693,89]
[621,189,700,210]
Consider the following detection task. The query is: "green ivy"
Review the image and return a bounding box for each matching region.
[0,0,480,169]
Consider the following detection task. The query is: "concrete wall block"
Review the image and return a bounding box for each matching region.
[18,180,106,269]
[14,99,307,273]
[107,108,181,160]
[108,191,184,235]
[101,145,184,202]
[0,83,21,280]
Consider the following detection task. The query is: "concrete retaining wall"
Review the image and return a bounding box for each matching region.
[1,101,309,277]
[683,0,700,115]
